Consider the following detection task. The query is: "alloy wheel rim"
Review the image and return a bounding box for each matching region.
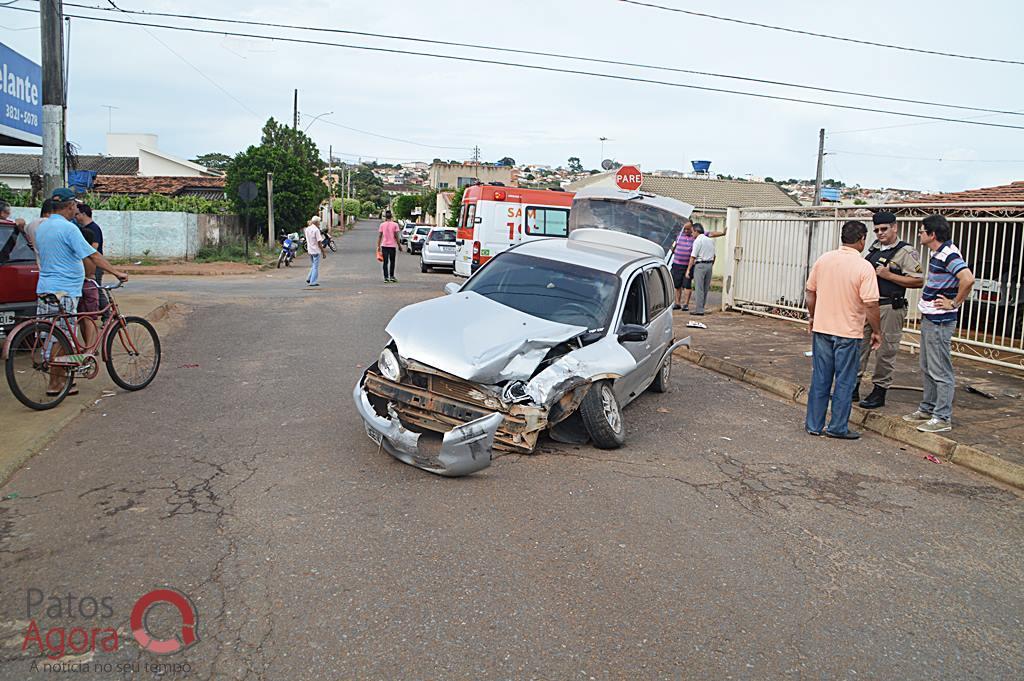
[601,386,622,433]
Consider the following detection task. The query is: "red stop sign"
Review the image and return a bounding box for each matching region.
[615,165,643,191]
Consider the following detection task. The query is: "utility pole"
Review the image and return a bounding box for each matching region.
[472,145,480,163]
[293,89,298,131]
[266,172,275,244]
[813,128,825,206]
[328,144,335,229]
[41,0,66,196]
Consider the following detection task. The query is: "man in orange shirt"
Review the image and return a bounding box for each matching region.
[805,221,882,439]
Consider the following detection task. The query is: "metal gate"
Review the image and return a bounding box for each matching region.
[721,203,1024,370]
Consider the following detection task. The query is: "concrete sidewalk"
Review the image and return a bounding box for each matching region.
[0,293,184,485]
[671,308,1024,490]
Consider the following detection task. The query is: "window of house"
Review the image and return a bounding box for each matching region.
[457,176,476,188]
[524,207,569,237]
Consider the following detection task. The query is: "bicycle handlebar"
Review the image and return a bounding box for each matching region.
[102,281,125,291]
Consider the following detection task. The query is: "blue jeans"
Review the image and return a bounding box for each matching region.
[805,332,861,435]
[307,253,321,285]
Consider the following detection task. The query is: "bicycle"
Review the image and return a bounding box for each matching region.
[2,281,161,410]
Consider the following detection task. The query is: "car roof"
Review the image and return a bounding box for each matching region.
[512,236,659,274]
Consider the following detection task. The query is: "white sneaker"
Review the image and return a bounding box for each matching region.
[917,417,952,433]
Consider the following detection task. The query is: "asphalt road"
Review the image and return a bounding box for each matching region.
[1,221,1021,680]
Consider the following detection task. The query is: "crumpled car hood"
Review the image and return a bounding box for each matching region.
[386,291,587,384]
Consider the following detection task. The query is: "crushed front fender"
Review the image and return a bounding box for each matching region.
[353,373,503,477]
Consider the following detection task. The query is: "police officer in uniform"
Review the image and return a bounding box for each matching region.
[856,211,924,408]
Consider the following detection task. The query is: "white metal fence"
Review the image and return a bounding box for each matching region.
[721,203,1024,370]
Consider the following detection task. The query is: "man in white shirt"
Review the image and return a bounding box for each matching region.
[303,217,324,287]
[686,224,718,316]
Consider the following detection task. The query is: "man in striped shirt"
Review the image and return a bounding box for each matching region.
[671,219,696,310]
[903,215,975,433]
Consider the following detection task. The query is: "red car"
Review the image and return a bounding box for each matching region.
[0,219,38,342]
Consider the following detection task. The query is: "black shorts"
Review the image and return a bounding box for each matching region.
[671,264,692,290]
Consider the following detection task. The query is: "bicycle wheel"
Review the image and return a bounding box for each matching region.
[5,322,73,410]
[104,316,161,391]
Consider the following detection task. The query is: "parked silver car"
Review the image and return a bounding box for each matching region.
[399,222,416,251]
[354,225,691,476]
[420,228,457,272]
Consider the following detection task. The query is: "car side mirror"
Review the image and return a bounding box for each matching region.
[443,282,461,296]
[617,324,648,343]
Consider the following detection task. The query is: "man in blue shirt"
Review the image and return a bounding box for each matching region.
[902,214,975,433]
[34,188,127,395]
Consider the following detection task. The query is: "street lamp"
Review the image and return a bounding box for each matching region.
[599,136,608,163]
[303,111,333,133]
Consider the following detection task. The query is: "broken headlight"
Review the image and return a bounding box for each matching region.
[379,348,403,382]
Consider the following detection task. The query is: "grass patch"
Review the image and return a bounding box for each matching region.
[195,238,274,266]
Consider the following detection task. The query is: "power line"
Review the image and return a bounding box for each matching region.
[7,6,1024,132]
[829,150,1024,163]
[40,0,1024,118]
[317,119,471,151]
[100,0,259,117]
[617,0,1024,66]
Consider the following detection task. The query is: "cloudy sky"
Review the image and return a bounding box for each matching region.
[1,0,1022,191]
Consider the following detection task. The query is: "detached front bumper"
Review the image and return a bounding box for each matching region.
[353,372,503,476]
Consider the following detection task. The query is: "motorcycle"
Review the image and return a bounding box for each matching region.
[276,233,300,268]
[321,229,337,253]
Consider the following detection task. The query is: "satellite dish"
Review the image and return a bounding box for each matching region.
[601,159,616,171]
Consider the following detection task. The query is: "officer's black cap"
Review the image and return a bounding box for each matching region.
[872,211,896,225]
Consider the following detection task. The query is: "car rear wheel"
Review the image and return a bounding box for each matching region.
[579,381,626,449]
[420,259,429,273]
[650,356,671,393]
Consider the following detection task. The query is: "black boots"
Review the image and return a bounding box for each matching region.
[859,385,887,409]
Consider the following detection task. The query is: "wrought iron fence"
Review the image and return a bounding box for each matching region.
[721,203,1024,370]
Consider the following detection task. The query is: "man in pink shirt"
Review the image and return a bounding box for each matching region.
[377,211,401,283]
[804,221,881,439]
[304,217,324,287]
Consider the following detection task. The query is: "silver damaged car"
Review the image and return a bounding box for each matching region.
[354,191,694,476]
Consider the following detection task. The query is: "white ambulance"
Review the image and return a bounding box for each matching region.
[453,184,575,277]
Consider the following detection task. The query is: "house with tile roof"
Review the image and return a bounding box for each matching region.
[0,133,220,193]
[912,180,1024,207]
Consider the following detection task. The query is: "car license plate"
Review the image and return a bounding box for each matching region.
[0,311,14,327]
[441,245,455,251]
[365,423,383,446]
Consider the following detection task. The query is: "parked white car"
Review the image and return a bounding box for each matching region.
[420,228,458,272]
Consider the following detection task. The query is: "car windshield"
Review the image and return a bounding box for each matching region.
[568,198,682,255]
[462,252,618,330]
[0,225,35,265]
[428,230,455,242]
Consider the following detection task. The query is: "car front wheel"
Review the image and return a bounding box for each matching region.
[579,381,626,449]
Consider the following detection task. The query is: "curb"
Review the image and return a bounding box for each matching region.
[674,347,1024,491]
[121,267,261,276]
[0,301,182,487]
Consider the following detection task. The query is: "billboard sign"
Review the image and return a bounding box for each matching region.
[0,42,42,146]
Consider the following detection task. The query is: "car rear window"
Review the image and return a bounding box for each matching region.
[463,252,618,330]
[428,230,456,242]
[416,227,430,235]
[0,225,35,265]
[568,198,682,256]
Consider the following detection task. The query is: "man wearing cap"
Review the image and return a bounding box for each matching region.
[855,211,924,409]
[34,189,128,394]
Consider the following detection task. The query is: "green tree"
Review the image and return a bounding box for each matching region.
[497,156,515,166]
[392,194,418,221]
[191,152,233,171]
[764,176,775,183]
[446,186,466,228]
[420,189,437,217]
[225,118,328,235]
[567,157,584,173]
[349,166,386,212]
